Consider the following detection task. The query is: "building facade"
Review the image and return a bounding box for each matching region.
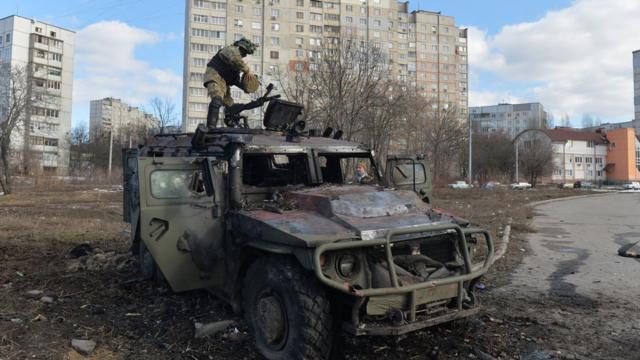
[634,50,640,121]
[515,127,640,184]
[89,97,159,144]
[470,102,547,140]
[605,128,640,182]
[182,0,469,132]
[0,15,75,174]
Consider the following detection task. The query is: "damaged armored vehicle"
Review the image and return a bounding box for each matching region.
[122,85,495,360]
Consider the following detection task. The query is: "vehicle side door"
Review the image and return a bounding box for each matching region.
[138,156,226,292]
[384,155,432,203]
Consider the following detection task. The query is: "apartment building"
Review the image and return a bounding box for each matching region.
[89,97,159,143]
[470,102,547,140]
[0,15,75,174]
[634,50,640,121]
[182,0,469,132]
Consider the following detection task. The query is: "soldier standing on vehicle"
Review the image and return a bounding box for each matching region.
[203,37,260,128]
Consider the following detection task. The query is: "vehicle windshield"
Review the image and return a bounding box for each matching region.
[317,153,378,185]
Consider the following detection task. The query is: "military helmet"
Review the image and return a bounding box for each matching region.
[234,37,258,55]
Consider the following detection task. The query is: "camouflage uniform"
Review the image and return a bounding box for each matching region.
[204,46,250,107]
[203,38,258,128]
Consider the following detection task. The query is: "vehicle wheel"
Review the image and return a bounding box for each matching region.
[243,257,332,360]
[138,239,156,281]
[138,240,167,287]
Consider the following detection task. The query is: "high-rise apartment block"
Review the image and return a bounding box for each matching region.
[89,98,159,142]
[0,15,75,174]
[634,50,640,121]
[182,0,468,132]
[470,102,548,140]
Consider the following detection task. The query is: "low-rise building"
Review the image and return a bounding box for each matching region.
[605,128,640,182]
[515,127,640,184]
[470,102,547,140]
[515,128,608,184]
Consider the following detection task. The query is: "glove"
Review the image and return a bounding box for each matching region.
[241,72,260,94]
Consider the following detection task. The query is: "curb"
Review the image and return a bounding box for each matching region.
[529,191,616,208]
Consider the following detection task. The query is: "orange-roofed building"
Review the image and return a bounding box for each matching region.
[605,128,640,182]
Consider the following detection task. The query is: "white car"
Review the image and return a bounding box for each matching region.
[511,182,532,189]
[448,181,472,189]
[623,182,640,190]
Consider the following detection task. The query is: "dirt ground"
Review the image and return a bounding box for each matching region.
[0,182,603,359]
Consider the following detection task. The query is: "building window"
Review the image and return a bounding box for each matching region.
[190,87,207,97]
[51,53,63,62]
[297,0,304,6]
[272,23,280,31]
[272,9,280,18]
[310,0,322,8]
[234,19,243,27]
[296,11,304,19]
[296,25,304,32]
[346,4,352,11]
[310,25,322,33]
[270,51,279,59]
[295,49,304,57]
[312,12,322,21]
[236,5,243,12]
[251,22,261,30]
[295,37,303,45]
[271,37,280,46]
[345,16,353,23]
[190,102,207,112]
[6,33,11,43]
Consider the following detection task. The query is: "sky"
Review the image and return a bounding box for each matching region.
[1,0,639,128]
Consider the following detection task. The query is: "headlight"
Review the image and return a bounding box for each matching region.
[336,254,358,278]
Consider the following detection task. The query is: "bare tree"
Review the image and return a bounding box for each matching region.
[472,133,515,183]
[148,97,178,134]
[405,100,467,183]
[518,133,553,187]
[0,65,30,194]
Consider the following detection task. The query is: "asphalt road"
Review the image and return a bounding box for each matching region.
[504,192,640,302]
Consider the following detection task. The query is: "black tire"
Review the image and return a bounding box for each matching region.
[138,240,167,287]
[243,257,332,360]
[138,239,156,281]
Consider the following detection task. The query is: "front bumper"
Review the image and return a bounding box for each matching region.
[313,223,495,335]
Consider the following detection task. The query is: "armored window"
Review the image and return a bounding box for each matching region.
[150,170,197,199]
[243,154,309,187]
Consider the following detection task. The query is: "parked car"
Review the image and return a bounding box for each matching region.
[481,181,501,189]
[559,183,574,189]
[511,182,532,190]
[448,181,473,189]
[623,182,640,190]
[574,181,594,189]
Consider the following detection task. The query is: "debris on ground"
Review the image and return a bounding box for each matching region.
[66,243,94,258]
[71,339,96,355]
[618,240,640,258]
[194,320,238,338]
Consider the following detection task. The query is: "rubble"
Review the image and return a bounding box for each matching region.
[71,339,96,355]
[40,296,55,304]
[618,240,640,258]
[194,320,238,339]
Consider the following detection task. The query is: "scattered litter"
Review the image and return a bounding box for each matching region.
[194,320,238,338]
[66,243,93,258]
[40,296,55,304]
[618,241,640,258]
[10,318,23,323]
[15,271,25,277]
[125,313,142,317]
[71,339,96,355]
[475,282,487,290]
[32,314,47,322]
[26,290,43,297]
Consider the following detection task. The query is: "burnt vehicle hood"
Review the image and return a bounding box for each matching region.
[234,185,460,247]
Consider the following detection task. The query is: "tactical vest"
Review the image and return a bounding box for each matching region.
[207,52,241,86]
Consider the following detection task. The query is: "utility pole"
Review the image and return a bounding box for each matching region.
[108,130,113,178]
[468,113,472,184]
[515,142,519,182]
